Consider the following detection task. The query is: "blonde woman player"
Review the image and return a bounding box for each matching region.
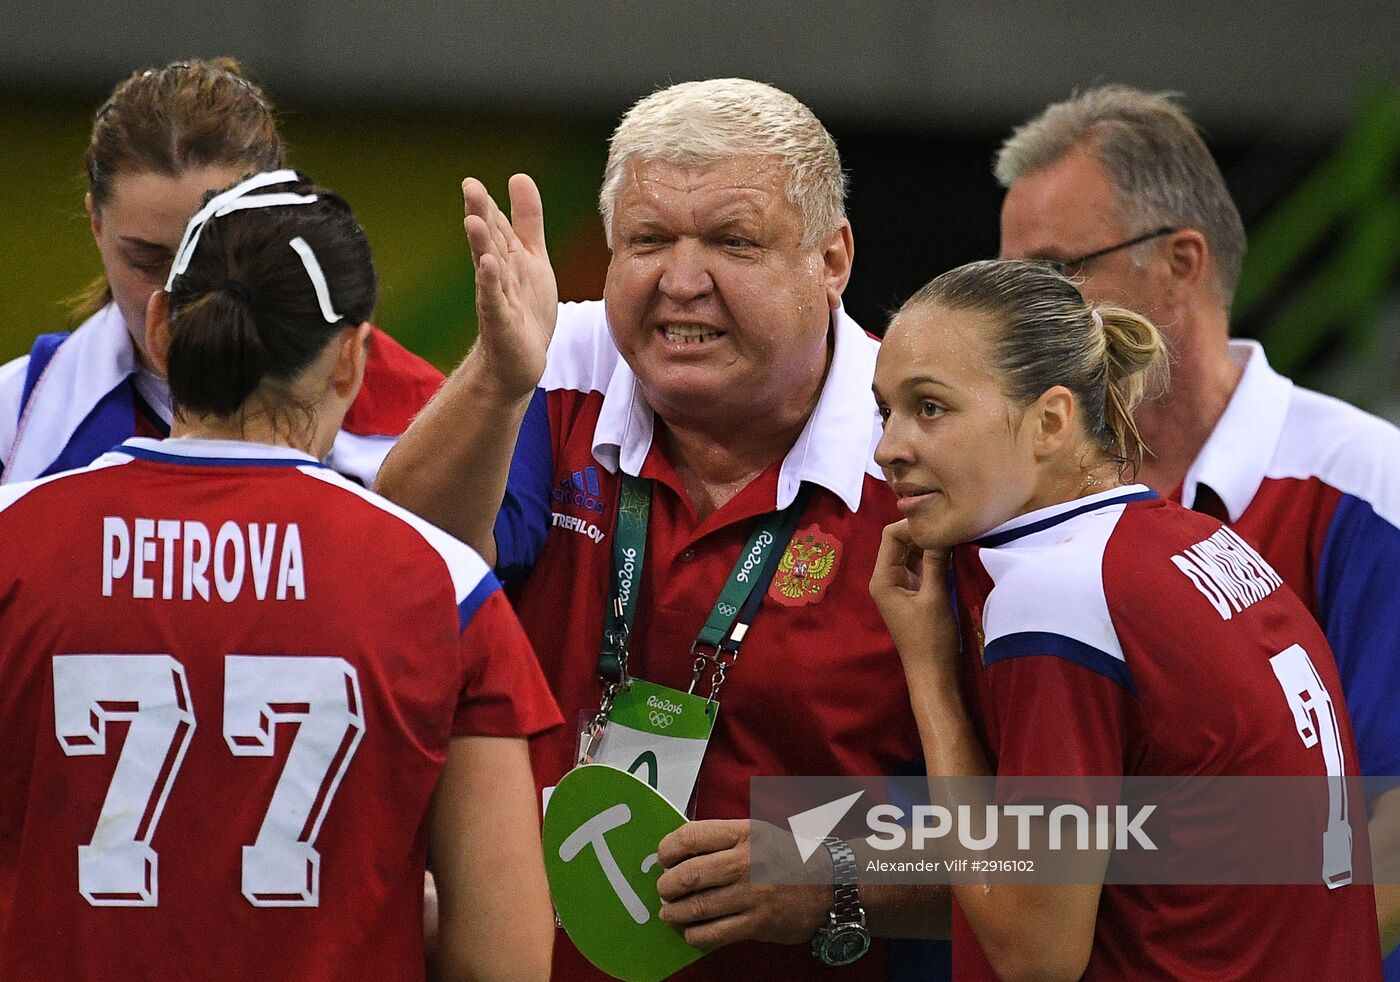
[870,259,1381,980]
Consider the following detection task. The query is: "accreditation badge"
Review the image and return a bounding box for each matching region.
[577,679,717,814]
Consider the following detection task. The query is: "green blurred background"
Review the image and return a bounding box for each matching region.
[0,101,614,371]
[1,4,1396,418]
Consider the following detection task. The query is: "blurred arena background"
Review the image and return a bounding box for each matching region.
[2,1,1397,418]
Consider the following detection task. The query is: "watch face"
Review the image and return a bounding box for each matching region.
[820,925,871,966]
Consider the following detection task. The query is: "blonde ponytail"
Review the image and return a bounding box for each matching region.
[1095,306,1167,474]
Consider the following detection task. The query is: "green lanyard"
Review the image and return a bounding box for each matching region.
[598,472,812,701]
[598,475,651,685]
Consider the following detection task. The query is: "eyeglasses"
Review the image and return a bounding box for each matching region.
[1044,226,1179,278]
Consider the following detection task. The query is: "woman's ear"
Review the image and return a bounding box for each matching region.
[144,291,171,375]
[331,322,374,400]
[1029,385,1076,460]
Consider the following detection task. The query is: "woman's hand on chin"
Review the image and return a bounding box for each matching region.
[869,520,959,676]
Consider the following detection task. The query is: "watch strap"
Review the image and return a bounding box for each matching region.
[821,835,863,924]
[811,835,869,965]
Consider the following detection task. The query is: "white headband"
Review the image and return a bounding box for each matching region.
[165,169,302,288]
[1091,309,1104,330]
[164,169,343,323]
[288,237,342,323]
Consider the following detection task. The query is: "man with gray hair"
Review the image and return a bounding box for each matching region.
[379,79,941,980]
[998,84,1400,973]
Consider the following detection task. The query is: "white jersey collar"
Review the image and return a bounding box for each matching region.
[974,484,1156,548]
[113,436,323,467]
[591,305,881,513]
[1179,340,1293,521]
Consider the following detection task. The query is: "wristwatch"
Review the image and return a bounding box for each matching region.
[810,836,871,966]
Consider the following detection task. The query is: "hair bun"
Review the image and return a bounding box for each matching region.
[1096,305,1168,475]
[1098,306,1165,381]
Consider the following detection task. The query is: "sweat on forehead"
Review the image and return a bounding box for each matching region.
[614,156,794,228]
[885,303,1000,378]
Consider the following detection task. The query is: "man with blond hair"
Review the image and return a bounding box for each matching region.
[379,79,941,980]
[997,85,1400,975]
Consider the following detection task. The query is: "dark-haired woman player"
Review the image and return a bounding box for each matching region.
[0,58,441,487]
[0,173,559,982]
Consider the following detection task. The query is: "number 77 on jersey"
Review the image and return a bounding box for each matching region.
[52,653,364,907]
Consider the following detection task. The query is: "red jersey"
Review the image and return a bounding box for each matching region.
[1169,337,1400,982]
[0,437,560,982]
[951,487,1381,980]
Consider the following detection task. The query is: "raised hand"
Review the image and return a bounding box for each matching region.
[462,174,558,398]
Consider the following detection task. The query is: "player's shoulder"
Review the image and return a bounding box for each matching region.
[981,495,1280,691]
[977,497,1131,668]
[983,516,1112,611]
[0,449,133,517]
[541,300,620,396]
[980,501,1142,686]
[364,325,442,387]
[295,466,498,608]
[340,326,444,438]
[1273,383,1400,525]
[982,494,1222,631]
[1111,498,1295,635]
[0,350,29,398]
[1109,495,1229,558]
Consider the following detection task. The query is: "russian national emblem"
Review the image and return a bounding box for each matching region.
[769,524,841,607]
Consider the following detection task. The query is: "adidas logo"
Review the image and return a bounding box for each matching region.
[552,465,607,515]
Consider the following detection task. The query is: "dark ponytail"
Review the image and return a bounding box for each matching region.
[165,289,272,416]
[164,173,377,419]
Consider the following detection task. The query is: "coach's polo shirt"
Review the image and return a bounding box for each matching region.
[496,300,921,982]
[1177,340,1400,783]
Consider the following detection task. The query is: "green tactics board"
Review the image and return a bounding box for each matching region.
[543,764,707,981]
